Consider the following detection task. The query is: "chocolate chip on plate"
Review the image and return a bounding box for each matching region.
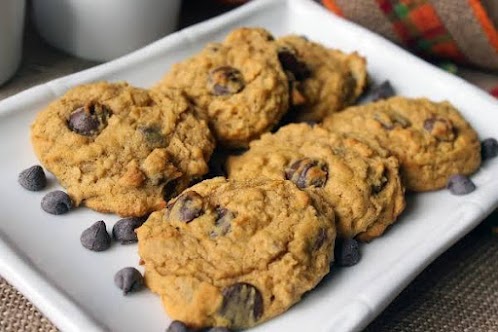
[481,138,498,160]
[41,190,73,215]
[68,102,111,136]
[285,158,328,189]
[112,216,147,244]
[335,238,361,267]
[167,191,204,223]
[114,267,144,295]
[370,80,395,101]
[18,165,47,191]
[81,220,112,251]
[208,327,232,332]
[447,174,476,195]
[207,66,245,96]
[220,283,263,326]
[166,321,191,332]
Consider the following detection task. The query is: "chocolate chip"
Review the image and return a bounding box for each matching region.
[370,80,395,101]
[80,220,111,251]
[211,207,235,237]
[162,179,181,202]
[41,190,73,215]
[140,126,165,147]
[335,238,361,267]
[424,117,455,141]
[220,283,263,326]
[285,158,328,189]
[112,216,147,244]
[207,150,229,178]
[68,102,111,136]
[481,138,498,160]
[313,228,327,251]
[447,174,476,195]
[372,169,388,194]
[167,191,204,222]
[208,328,231,332]
[373,112,410,130]
[278,47,310,81]
[18,165,47,191]
[166,321,191,332]
[207,66,245,96]
[114,267,144,295]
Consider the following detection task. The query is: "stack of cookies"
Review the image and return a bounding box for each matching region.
[29,27,486,331]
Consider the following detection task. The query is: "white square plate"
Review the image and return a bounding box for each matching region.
[1,0,497,331]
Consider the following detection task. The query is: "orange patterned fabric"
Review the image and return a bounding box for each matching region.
[374,0,467,61]
[321,0,498,69]
[468,0,498,53]
[322,0,344,16]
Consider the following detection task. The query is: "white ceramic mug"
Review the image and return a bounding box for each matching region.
[0,0,26,86]
[31,0,182,62]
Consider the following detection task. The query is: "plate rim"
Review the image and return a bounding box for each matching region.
[1,0,497,331]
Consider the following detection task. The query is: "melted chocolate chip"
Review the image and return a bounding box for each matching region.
[167,191,204,223]
[162,179,181,202]
[285,158,328,189]
[313,228,328,251]
[139,126,165,146]
[278,47,310,81]
[373,112,410,130]
[68,102,111,136]
[424,117,455,141]
[207,66,245,96]
[211,207,235,237]
[372,169,388,194]
[220,283,263,326]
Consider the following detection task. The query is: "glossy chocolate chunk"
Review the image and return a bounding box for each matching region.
[208,66,245,96]
[167,191,204,222]
[220,283,263,327]
[285,158,328,189]
[68,102,110,136]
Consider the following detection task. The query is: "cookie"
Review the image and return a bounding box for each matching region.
[154,27,290,148]
[322,97,481,191]
[277,35,367,122]
[137,177,335,329]
[226,124,405,241]
[31,82,215,217]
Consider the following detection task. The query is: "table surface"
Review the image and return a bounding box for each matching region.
[1,1,498,331]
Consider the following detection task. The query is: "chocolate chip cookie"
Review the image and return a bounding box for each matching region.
[277,35,367,122]
[322,97,481,191]
[137,177,335,329]
[154,27,290,148]
[226,124,405,241]
[31,82,215,217]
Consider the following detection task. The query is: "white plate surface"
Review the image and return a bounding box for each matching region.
[1,0,498,331]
